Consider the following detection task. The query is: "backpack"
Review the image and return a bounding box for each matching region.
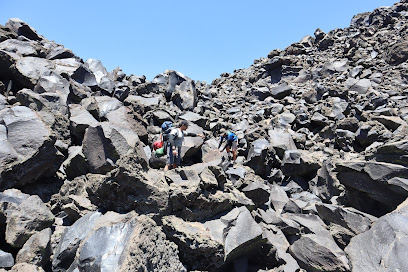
[161,121,173,141]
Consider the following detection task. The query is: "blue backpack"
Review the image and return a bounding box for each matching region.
[161,121,173,141]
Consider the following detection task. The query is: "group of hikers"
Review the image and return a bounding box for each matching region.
[153,120,238,171]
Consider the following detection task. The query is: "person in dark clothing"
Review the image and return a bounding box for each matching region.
[218,128,238,161]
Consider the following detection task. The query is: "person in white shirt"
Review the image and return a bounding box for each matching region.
[164,120,204,171]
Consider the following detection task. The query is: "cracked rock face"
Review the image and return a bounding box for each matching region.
[2,2,408,271]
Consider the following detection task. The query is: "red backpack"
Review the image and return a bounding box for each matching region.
[153,140,163,150]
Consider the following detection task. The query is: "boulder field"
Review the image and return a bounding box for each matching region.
[2,2,408,271]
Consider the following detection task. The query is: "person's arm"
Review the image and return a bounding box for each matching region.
[168,130,176,147]
[186,132,205,138]
[218,136,224,150]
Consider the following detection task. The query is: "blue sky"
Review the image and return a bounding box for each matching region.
[1,0,398,83]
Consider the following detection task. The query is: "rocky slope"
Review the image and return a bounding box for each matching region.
[1,1,408,271]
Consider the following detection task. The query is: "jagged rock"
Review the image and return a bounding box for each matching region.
[245,138,275,178]
[168,167,254,221]
[0,106,60,190]
[179,111,208,128]
[241,181,270,206]
[62,146,88,179]
[82,125,118,173]
[71,64,98,87]
[52,211,102,271]
[316,203,377,235]
[68,103,99,141]
[271,82,292,99]
[345,198,408,272]
[15,228,51,268]
[87,161,168,214]
[162,216,224,271]
[0,250,14,268]
[12,57,55,88]
[5,195,54,248]
[116,213,187,272]
[289,234,350,272]
[124,95,160,112]
[205,206,266,263]
[0,39,39,57]
[5,18,42,41]
[371,139,408,166]
[46,46,75,60]
[260,223,300,272]
[371,115,406,131]
[334,160,408,216]
[81,96,123,120]
[268,128,297,158]
[281,150,320,176]
[269,185,290,214]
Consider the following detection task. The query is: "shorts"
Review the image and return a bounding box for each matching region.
[167,145,181,165]
[226,140,238,151]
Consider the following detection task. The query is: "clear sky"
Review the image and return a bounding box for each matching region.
[0,0,399,83]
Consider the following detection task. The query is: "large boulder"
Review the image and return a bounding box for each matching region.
[162,215,224,271]
[5,195,54,248]
[5,18,42,41]
[52,211,102,271]
[53,211,186,271]
[15,228,51,268]
[87,163,169,214]
[0,106,59,190]
[167,167,254,221]
[345,198,408,272]
[334,160,408,216]
[289,234,350,272]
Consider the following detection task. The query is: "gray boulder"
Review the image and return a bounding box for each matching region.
[241,181,270,206]
[162,215,224,271]
[316,203,377,235]
[246,138,275,178]
[15,228,51,268]
[345,198,408,272]
[5,18,42,41]
[271,82,292,99]
[68,104,99,141]
[12,57,55,88]
[52,211,102,271]
[61,146,88,180]
[334,160,408,215]
[372,140,408,166]
[0,106,59,190]
[82,125,118,174]
[6,195,54,248]
[179,111,208,128]
[268,128,297,158]
[281,150,320,176]
[205,206,266,263]
[87,164,169,214]
[0,250,14,269]
[0,39,38,57]
[168,167,253,221]
[289,234,350,272]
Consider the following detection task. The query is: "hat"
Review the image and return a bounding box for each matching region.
[180,120,189,127]
[219,128,226,134]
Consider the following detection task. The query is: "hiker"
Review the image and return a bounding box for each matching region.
[218,128,238,161]
[164,120,205,171]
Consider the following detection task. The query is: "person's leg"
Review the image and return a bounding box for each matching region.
[232,140,238,161]
[174,146,181,168]
[165,144,174,170]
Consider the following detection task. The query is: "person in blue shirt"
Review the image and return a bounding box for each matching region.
[218,128,238,161]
